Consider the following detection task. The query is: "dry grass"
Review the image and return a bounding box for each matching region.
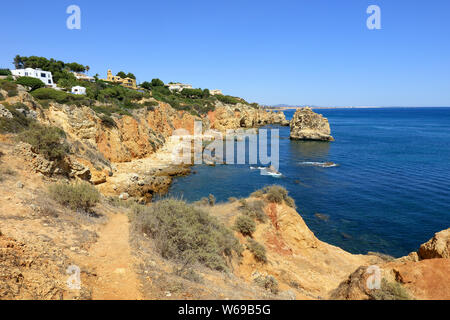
[48,181,100,212]
[130,198,242,272]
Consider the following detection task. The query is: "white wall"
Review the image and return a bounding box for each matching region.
[11,68,56,88]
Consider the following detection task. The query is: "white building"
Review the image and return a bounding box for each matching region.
[72,72,95,82]
[166,83,193,92]
[11,68,56,88]
[210,89,223,96]
[71,86,86,95]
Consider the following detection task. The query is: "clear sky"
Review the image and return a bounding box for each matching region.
[1,0,449,106]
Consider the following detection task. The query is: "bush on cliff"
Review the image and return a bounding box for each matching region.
[239,199,267,223]
[0,103,32,133]
[215,94,244,105]
[234,215,256,237]
[15,76,45,91]
[99,114,117,128]
[18,123,69,161]
[49,182,100,212]
[0,69,11,76]
[131,198,242,271]
[247,238,267,263]
[31,88,84,104]
[371,279,411,300]
[257,185,296,208]
[254,275,279,294]
[0,80,17,92]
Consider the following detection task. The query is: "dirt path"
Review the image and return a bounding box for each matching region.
[87,213,143,300]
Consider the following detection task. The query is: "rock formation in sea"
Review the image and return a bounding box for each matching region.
[290,107,334,141]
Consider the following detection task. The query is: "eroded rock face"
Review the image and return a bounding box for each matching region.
[13,142,91,180]
[208,103,289,133]
[331,228,450,300]
[418,228,450,260]
[290,107,334,141]
[0,104,13,119]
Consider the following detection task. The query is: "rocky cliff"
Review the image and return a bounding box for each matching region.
[290,107,334,141]
[1,85,289,202]
[208,102,289,133]
[331,228,450,300]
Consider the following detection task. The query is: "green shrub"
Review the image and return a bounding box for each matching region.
[174,267,203,283]
[17,123,69,161]
[216,94,244,105]
[208,194,216,206]
[15,76,45,91]
[151,78,164,87]
[241,200,267,222]
[49,182,100,212]
[194,197,210,206]
[0,104,32,133]
[234,215,256,236]
[264,185,287,203]
[285,196,296,208]
[0,92,4,100]
[254,275,279,294]
[0,69,11,76]
[143,100,159,107]
[31,88,85,105]
[91,104,131,117]
[371,279,411,300]
[131,198,242,271]
[247,238,267,263]
[250,190,264,198]
[0,80,17,92]
[99,114,117,128]
[260,185,296,208]
[7,89,18,97]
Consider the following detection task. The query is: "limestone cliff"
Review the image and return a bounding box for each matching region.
[2,86,289,202]
[207,102,289,133]
[330,228,450,300]
[290,107,334,141]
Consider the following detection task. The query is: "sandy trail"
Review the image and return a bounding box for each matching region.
[87,213,143,300]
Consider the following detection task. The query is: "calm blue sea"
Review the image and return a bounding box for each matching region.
[167,108,450,257]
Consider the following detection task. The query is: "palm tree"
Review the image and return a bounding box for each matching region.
[86,66,90,74]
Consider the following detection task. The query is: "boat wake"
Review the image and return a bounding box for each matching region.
[250,166,283,177]
[298,161,338,168]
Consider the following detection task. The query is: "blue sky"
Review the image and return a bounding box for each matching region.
[1,0,449,106]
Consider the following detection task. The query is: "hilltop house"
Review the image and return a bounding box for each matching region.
[102,69,137,90]
[71,86,86,95]
[166,82,192,92]
[72,72,95,82]
[11,68,56,88]
[209,89,223,96]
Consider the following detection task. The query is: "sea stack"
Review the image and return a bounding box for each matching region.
[290,107,334,141]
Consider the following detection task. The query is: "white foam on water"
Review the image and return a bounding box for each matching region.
[298,161,338,168]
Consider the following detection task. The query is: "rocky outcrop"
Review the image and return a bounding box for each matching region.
[330,230,450,300]
[418,228,450,260]
[290,107,334,141]
[13,142,91,180]
[207,103,289,133]
[0,104,13,119]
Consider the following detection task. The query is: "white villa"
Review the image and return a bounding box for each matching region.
[72,72,95,82]
[71,86,86,95]
[166,83,193,92]
[209,89,223,96]
[11,68,56,88]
